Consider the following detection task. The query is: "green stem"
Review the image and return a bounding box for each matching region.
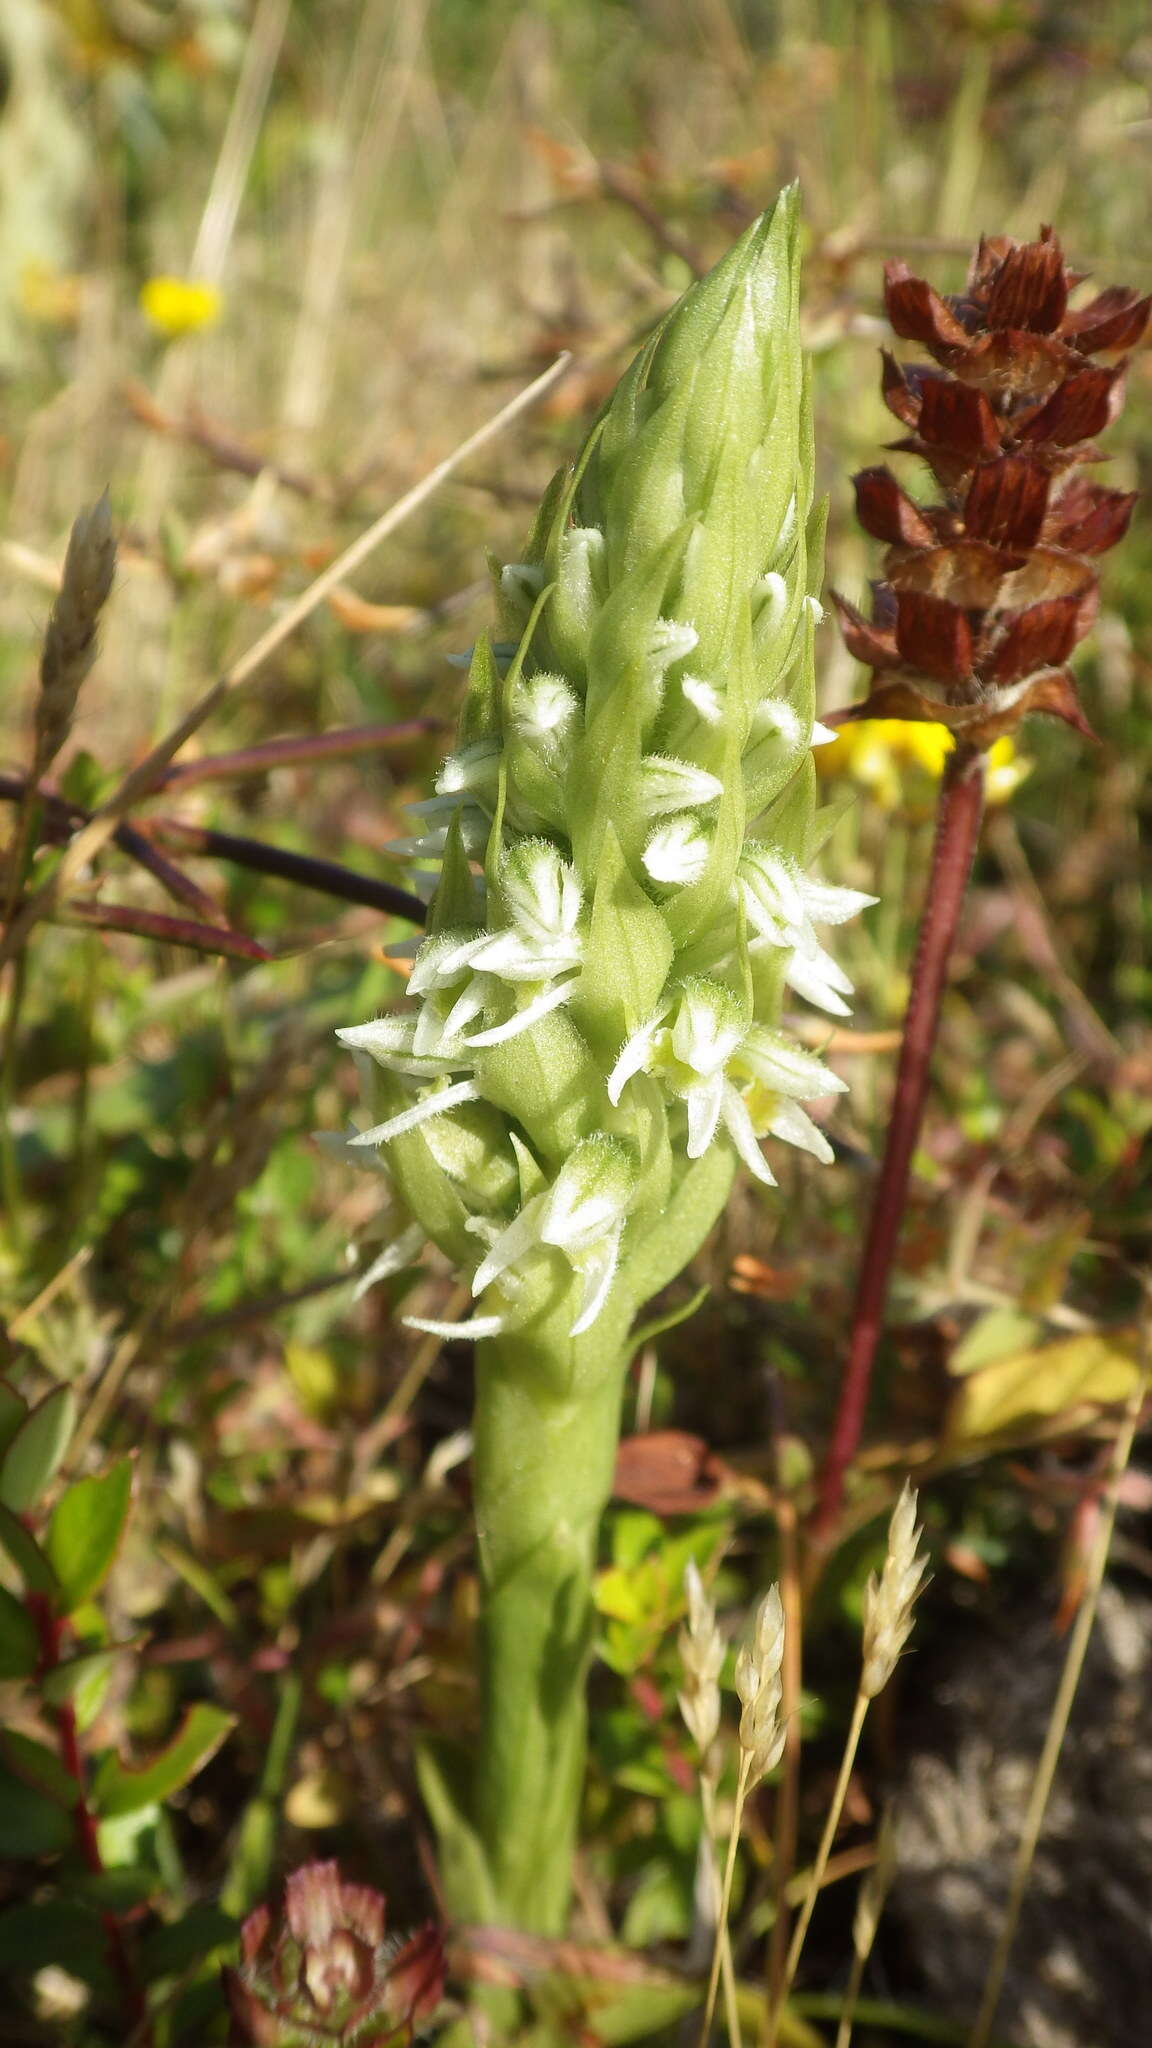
[469,1305,631,1933]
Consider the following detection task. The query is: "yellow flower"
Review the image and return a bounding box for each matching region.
[139,276,222,339]
[816,720,1028,810]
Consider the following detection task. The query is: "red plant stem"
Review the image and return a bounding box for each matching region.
[812,743,986,1542]
[30,1595,151,2041]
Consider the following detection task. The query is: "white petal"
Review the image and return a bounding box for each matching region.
[810,720,839,747]
[640,755,725,815]
[643,818,710,885]
[685,1074,725,1158]
[798,877,879,926]
[608,1007,668,1104]
[472,1194,547,1298]
[740,1028,848,1099]
[681,675,723,724]
[784,939,854,1018]
[569,1228,623,1336]
[766,1098,835,1165]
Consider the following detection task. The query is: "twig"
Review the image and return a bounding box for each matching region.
[812,746,986,1542]
[153,718,440,791]
[0,774,429,928]
[0,354,571,969]
[59,899,273,963]
[967,1294,1152,2048]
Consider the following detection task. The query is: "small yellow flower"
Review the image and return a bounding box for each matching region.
[816,720,1028,810]
[139,276,222,339]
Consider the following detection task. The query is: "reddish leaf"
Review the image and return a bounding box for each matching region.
[879,351,927,427]
[852,467,936,548]
[964,456,1051,548]
[983,235,1067,333]
[894,590,974,682]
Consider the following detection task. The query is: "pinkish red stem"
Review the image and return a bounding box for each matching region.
[812,742,986,1542]
[30,1595,151,2042]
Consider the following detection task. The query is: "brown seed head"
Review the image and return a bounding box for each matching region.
[834,229,1147,748]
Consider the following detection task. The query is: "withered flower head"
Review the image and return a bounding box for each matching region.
[224,1861,444,2047]
[834,228,1149,747]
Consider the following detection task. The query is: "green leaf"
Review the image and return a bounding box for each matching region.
[45,1457,134,1612]
[41,1646,126,1726]
[0,1900,111,1987]
[0,1384,76,1513]
[141,1903,237,1983]
[0,1727,78,1806]
[93,1703,236,1817]
[0,1381,27,1460]
[0,1766,74,1855]
[0,1502,56,1594]
[0,1583,38,1680]
[426,809,478,936]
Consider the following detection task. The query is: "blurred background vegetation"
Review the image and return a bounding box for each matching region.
[1,2,1150,2042]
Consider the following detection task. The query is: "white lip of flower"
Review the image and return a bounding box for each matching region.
[640,755,725,815]
[749,697,803,743]
[643,815,711,886]
[607,978,847,1186]
[469,1137,636,1338]
[680,675,723,725]
[385,805,490,862]
[738,846,878,1017]
[810,719,838,746]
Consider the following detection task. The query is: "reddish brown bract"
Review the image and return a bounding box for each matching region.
[834,228,1147,746]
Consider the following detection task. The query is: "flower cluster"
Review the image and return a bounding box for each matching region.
[223,1862,444,2048]
[834,229,1149,747]
[339,190,871,1349]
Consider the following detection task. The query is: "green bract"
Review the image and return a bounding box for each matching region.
[338,186,872,1934]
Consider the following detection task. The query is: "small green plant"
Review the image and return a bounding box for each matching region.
[0,1378,236,2038]
[338,186,872,1934]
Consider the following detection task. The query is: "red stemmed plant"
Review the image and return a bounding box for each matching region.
[814,228,1149,1539]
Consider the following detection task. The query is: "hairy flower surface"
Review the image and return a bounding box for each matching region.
[833,228,1149,747]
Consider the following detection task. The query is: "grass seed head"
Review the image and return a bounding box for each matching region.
[35,490,116,777]
[861,1482,928,1699]
[678,1557,724,1759]
[734,1581,786,1782]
